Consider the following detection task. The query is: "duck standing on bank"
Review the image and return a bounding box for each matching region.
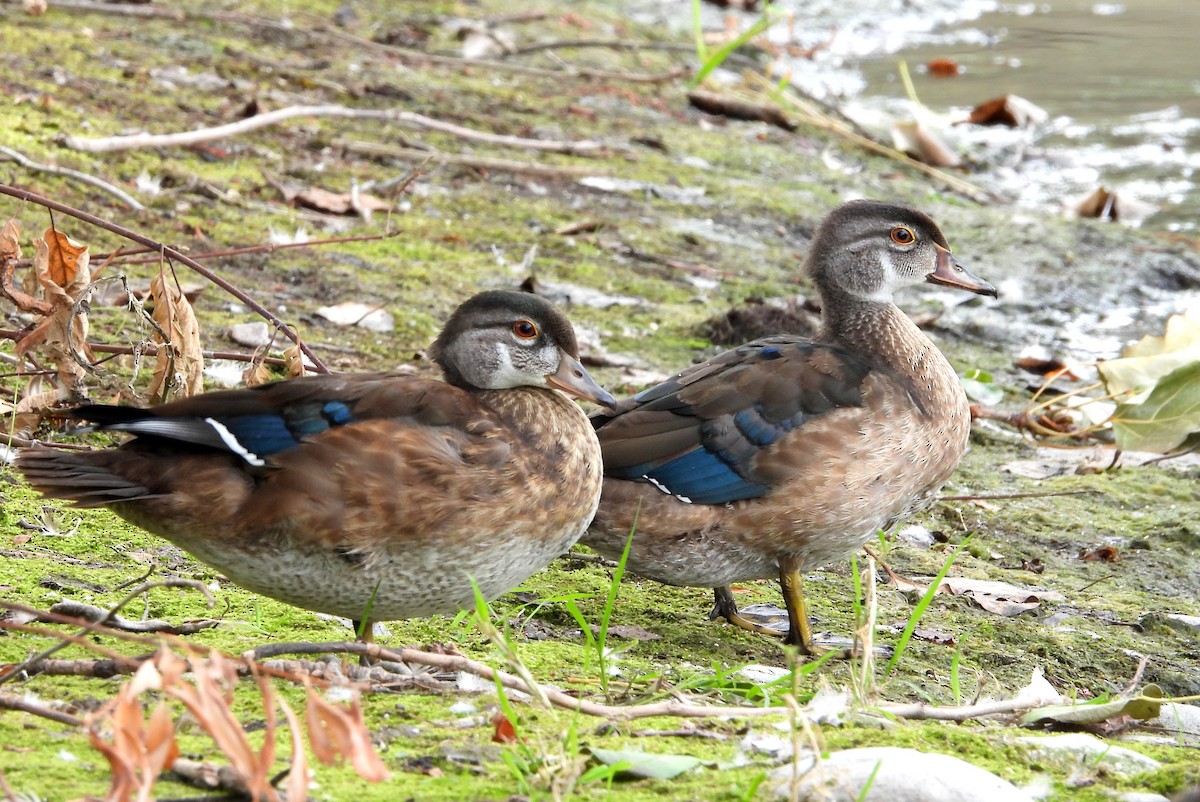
[18,290,615,635]
[583,200,996,653]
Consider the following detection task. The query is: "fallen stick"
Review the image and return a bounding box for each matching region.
[0,146,144,210]
[333,139,602,178]
[64,104,605,156]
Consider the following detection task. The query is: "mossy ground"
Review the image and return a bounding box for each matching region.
[1,1,1198,800]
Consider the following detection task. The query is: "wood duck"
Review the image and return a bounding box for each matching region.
[18,290,615,634]
[583,200,997,653]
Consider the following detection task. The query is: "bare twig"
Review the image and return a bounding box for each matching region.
[0,184,330,374]
[169,758,250,796]
[64,104,605,156]
[48,600,221,635]
[687,89,796,131]
[0,579,211,684]
[0,145,145,210]
[0,329,296,369]
[1,254,53,316]
[333,139,602,178]
[0,692,83,727]
[100,229,405,267]
[323,27,689,84]
[938,489,1102,502]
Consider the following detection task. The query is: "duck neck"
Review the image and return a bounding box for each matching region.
[820,292,958,401]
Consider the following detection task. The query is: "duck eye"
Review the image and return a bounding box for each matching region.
[890,226,916,245]
[512,320,539,339]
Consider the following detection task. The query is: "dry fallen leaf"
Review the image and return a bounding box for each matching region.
[1073,186,1157,226]
[891,120,961,168]
[937,577,1065,617]
[305,682,390,781]
[148,272,204,403]
[16,227,95,403]
[294,186,390,218]
[925,58,962,78]
[963,94,1048,128]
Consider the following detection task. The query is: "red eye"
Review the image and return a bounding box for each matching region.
[890,226,916,245]
[513,320,538,339]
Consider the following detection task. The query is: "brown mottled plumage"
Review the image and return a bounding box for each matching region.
[584,201,997,653]
[18,291,614,631]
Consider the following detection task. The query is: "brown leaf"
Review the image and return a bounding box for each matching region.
[491,710,519,744]
[304,683,390,781]
[20,228,93,397]
[276,693,310,802]
[891,120,961,168]
[0,218,21,262]
[1080,545,1121,563]
[149,273,204,402]
[41,228,89,288]
[283,342,307,378]
[1074,186,1158,225]
[295,186,389,216]
[937,577,1065,617]
[925,58,962,78]
[963,94,1048,128]
[1015,355,1078,380]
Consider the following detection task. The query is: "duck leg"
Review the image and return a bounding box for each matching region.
[778,559,817,653]
[709,586,786,637]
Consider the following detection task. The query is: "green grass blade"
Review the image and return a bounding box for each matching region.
[883,536,970,676]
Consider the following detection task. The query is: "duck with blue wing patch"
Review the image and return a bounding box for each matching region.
[18,290,615,639]
[584,200,997,654]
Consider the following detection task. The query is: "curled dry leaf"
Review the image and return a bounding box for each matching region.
[294,186,390,219]
[925,58,962,78]
[304,681,390,781]
[963,94,1048,128]
[891,120,961,168]
[84,658,179,802]
[1073,186,1157,226]
[937,577,1065,617]
[148,272,205,403]
[283,342,308,378]
[12,228,96,411]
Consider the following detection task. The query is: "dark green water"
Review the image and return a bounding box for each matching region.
[856,1,1200,231]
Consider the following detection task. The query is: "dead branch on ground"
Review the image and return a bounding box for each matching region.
[64,104,606,156]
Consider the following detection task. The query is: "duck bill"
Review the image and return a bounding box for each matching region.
[546,352,618,409]
[926,245,998,297]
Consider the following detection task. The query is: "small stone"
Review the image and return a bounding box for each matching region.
[1140,703,1200,745]
[1015,733,1160,775]
[768,747,1032,802]
[228,321,271,348]
[316,301,395,332]
[897,524,935,548]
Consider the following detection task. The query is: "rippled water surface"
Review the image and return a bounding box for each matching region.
[626,0,1200,231]
[856,1,1200,231]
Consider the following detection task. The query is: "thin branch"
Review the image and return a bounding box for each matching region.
[0,330,295,369]
[0,146,145,211]
[322,26,689,84]
[64,104,605,156]
[0,579,211,685]
[48,600,221,635]
[0,692,83,727]
[333,139,602,178]
[0,184,330,374]
[938,489,1102,502]
[1,255,53,316]
[503,38,698,57]
[871,697,1042,721]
